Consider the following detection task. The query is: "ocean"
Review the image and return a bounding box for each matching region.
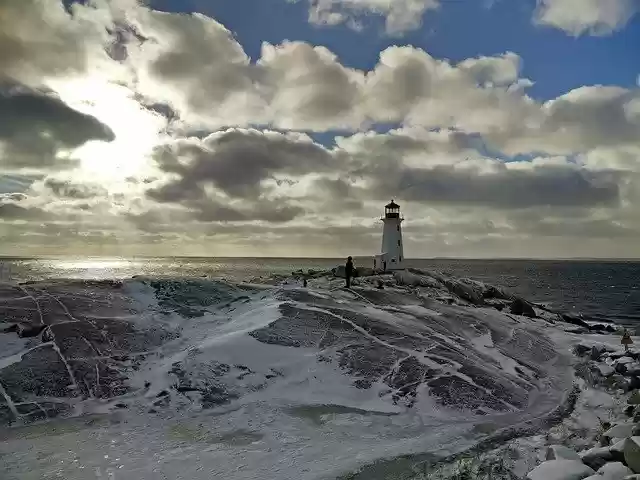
[2,256,639,326]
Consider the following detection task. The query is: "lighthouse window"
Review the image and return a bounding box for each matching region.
[399,256,402,262]
[397,240,401,246]
[397,226,400,232]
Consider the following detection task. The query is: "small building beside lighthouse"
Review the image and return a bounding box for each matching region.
[374,200,405,272]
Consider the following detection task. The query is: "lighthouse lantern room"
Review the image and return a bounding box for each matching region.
[373,200,404,272]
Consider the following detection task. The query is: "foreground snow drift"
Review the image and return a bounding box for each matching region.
[0,270,578,479]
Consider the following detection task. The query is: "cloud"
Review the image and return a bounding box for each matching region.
[150,128,335,199]
[534,0,639,36]
[0,193,47,220]
[145,128,336,223]
[126,8,259,127]
[0,82,115,171]
[0,0,118,85]
[298,0,440,35]
[126,11,534,134]
[488,86,640,155]
[334,128,623,209]
[42,177,109,199]
[257,41,366,130]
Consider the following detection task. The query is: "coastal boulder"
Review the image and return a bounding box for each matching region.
[16,322,46,338]
[510,298,536,317]
[624,437,640,473]
[573,344,591,357]
[581,447,615,470]
[591,345,608,361]
[628,391,640,405]
[604,423,636,439]
[598,462,633,478]
[546,445,581,461]
[526,460,594,480]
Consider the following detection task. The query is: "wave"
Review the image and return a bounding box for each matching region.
[0,271,579,479]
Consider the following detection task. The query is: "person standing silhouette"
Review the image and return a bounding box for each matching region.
[345,256,354,289]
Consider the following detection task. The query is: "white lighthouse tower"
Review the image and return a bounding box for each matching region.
[374,200,404,272]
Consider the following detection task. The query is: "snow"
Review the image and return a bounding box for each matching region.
[604,422,636,438]
[526,460,595,480]
[470,332,522,377]
[597,461,633,478]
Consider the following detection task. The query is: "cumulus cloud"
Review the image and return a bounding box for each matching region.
[0,82,115,171]
[488,86,640,155]
[534,0,639,36]
[0,0,119,85]
[145,128,336,223]
[297,0,440,35]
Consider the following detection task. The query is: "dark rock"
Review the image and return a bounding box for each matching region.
[16,322,46,338]
[616,363,629,374]
[1,323,18,333]
[581,448,614,470]
[572,344,591,357]
[0,345,76,401]
[561,313,590,329]
[591,345,608,361]
[510,298,536,317]
[604,374,630,392]
[444,280,484,306]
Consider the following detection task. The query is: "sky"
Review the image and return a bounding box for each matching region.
[0,0,640,258]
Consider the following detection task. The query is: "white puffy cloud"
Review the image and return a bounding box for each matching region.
[298,0,440,35]
[534,0,639,36]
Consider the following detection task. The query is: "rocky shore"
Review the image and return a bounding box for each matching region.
[524,342,640,480]
[0,267,635,480]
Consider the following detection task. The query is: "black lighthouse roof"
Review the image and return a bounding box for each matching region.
[385,200,400,209]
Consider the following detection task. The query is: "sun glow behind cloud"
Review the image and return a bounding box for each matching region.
[47,77,165,184]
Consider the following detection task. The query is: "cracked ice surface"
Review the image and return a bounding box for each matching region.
[0,273,574,480]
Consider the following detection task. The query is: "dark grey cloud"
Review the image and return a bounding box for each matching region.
[151,129,334,200]
[43,177,109,199]
[360,161,621,209]
[0,82,115,169]
[0,194,46,220]
[145,128,339,222]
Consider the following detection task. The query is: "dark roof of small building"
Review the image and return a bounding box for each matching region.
[385,200,400,209]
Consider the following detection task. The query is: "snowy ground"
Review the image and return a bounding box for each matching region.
[0,269,621,480]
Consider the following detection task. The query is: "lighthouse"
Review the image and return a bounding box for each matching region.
[373,200,404,272]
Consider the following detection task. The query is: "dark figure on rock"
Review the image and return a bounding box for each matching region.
[345,256,354,289]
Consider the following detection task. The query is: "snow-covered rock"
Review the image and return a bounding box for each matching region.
[592,345,609,361]
[612,439,628,455]
[599,365,616,377]
[581,447,615,470]
[624,437,640,473]
[616,357,635,366]
[598,462,634,479]
[547,445,582,461]
[604,422,637,438]
[527,460,595,480]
